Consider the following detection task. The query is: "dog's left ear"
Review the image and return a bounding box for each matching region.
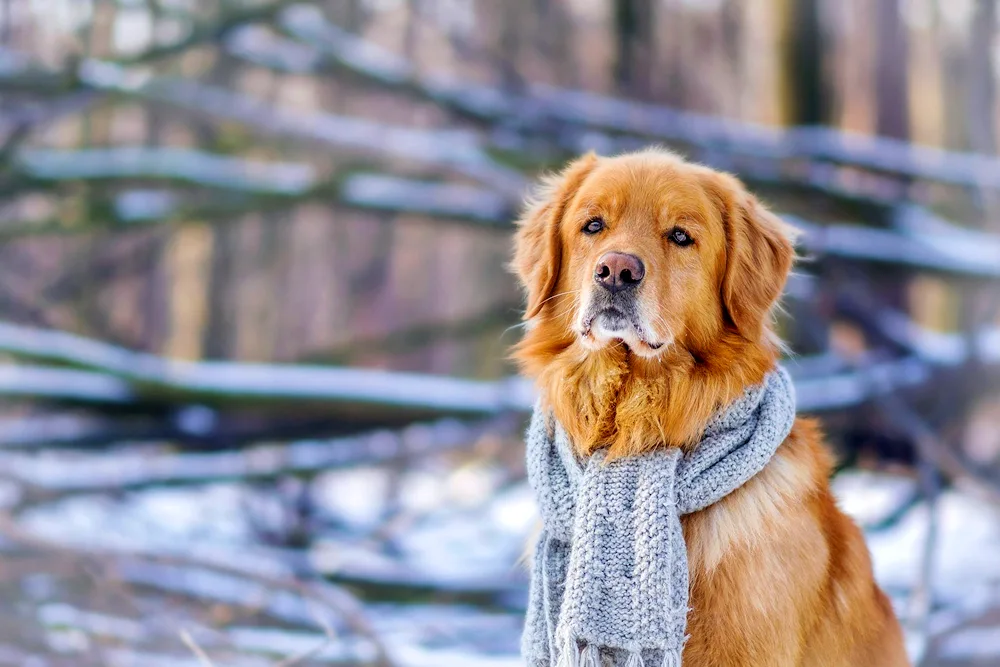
[511,152,598,319]
[706,171,797,341]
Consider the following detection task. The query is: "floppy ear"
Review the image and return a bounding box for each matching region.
[708,172,797,341]
[511,152,598,319]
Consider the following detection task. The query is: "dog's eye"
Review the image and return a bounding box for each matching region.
[582,217,605,235]
[667,227,694,246]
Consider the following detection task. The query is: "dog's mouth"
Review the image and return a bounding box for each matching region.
[593,308,628,331]
[579,306,665,351]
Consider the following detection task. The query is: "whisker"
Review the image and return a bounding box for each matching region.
[537,289,581,307]
[500,321,528,338]
[547,295,583,321]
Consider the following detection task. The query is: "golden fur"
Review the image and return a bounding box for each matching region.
[512,149,908,666]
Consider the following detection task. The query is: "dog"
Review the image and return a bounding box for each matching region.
[511,148,909,666]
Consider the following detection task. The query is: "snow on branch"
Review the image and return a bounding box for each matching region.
[19,147,317,194]
[0,319,995,414]
[73,60,528,197]
[273,6,1000,190]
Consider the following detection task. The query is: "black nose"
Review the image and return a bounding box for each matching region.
[594,252,645,293]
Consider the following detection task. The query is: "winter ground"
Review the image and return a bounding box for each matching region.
[0,427,997,666]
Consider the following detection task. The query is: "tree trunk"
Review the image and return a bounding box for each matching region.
[875,0,910,139]
[614,0,655,99]
[782,0,829,125]
[968,0,997,153]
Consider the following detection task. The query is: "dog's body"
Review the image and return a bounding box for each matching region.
[513,149,908,666]
[681,418,906,666]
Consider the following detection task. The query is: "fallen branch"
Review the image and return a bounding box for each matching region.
[274,5,1000,191]
[0,320,535,415]
[74,59,528,198]
[793,216,1000,280]
[0,415,517,493]
[17,147,317,195]
[0,320,997,415]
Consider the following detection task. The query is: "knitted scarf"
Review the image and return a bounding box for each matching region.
[522,366,796,667]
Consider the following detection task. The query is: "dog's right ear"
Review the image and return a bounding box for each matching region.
[703,170,797,343]
[511,152,598,320]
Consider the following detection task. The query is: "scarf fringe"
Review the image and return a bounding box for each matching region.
[660,649,682,667]
[562,644,682,667]
[580,643,601,666]
[624,650,645,666]
[556,639,580,667]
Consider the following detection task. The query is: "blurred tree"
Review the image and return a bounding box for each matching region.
[875,0,910,140]
[499,0,528,91]
[968,0,997,154]
[782,0,830,125]
[940,1,973,152]
[614,0,654,99]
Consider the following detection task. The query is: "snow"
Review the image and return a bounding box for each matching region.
[8,436,1000,665]
[831,469,918,526]
[833,470,1000,613]
[939,626,1000,661]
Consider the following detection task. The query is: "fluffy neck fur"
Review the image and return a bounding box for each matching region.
[514,315,778,458]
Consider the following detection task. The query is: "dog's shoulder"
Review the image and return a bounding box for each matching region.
[682,419,908,666]
[682,419,838,663]
[683,416,832,575]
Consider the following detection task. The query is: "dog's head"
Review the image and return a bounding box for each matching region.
[512,149,796,371]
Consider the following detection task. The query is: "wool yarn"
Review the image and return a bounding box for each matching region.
[522,367,796,666]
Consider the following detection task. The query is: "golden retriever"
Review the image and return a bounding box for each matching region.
[511,148,908,666]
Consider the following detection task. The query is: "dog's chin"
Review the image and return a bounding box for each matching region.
[578,310,670,358]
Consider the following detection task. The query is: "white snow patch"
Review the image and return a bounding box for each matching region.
[939,625,1000,660]
[312,467,391,529]
[832,469,916,526]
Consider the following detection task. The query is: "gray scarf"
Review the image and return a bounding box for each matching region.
[522,367,796,667]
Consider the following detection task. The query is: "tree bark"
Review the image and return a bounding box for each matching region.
[783,0,829,125]
[875,0,910,139]
[968,0,997,153]
[614,0,655,99]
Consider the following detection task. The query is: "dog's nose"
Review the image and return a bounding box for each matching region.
[594,252,645,293]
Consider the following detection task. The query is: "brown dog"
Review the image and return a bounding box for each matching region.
[512,148,909,666]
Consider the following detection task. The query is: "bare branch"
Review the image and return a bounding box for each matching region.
[73,59,528,197]
[179,630,217,667]
[271,6,1000,191]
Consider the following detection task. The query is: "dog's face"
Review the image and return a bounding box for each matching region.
[513,149,795,363]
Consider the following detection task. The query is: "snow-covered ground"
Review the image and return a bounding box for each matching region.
[4,440,1000,666]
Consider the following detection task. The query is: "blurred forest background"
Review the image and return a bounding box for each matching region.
[1,0,1000,665]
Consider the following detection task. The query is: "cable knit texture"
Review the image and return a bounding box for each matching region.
[522,366,796,667]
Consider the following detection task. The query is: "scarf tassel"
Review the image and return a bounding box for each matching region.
[580,644,601,667]
[556,639,580,667]
[660,648,682,667]
[624,650,645,666]
[559,643,681,667]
